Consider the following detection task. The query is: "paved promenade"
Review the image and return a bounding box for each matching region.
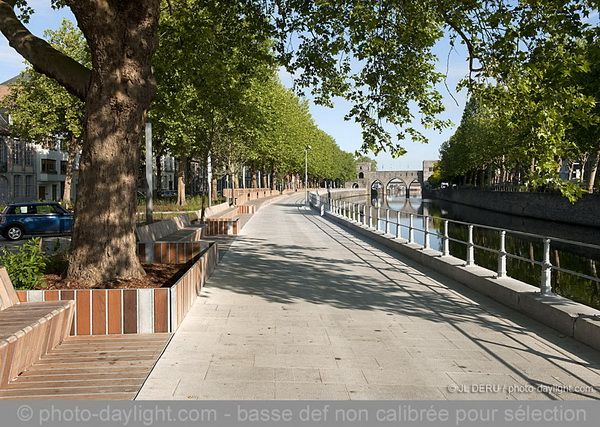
[138,194,600,400]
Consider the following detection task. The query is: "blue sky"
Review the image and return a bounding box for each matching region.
[0,3,469,171]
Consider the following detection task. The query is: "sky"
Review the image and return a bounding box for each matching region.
[0,3,469,171]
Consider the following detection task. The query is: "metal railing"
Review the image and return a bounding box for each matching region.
[310,192,600,296]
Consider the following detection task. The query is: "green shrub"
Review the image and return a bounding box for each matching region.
[0,237,47,290]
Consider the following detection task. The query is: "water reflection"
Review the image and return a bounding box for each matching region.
[345,195,600,310]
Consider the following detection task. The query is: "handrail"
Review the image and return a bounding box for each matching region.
[309,192,600,296]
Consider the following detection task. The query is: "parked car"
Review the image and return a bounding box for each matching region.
[160,190,177,197]
[0,202,74,241]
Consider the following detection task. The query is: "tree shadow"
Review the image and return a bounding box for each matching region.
[202,198,600,400]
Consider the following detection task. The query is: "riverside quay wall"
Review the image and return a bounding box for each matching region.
[427,188,600,228]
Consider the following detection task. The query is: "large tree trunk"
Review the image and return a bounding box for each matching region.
[62,134,79,204]
[177,155,188,206]
[211,177,218,204]
[0,1,160,284]
[251,163,257,188]
[66,1,160,285]
[587,149,600,194]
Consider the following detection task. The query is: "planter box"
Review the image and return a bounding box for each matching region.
[15,241,218,336]
[200,218,240,235]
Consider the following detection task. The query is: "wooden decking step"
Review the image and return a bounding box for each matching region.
[0,333,171,400]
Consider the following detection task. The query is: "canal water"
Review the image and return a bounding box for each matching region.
[344,194,600,310]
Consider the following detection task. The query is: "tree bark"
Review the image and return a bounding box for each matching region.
[587,149,600,194]
[211,177,218,204]
[177,155,187,206]
[155,153,162,195]
[251,163,257,188]
[66,0,160,285]
[62,133,79,204]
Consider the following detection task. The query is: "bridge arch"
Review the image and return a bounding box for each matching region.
[408,179,422,198]
[352,183,359,189]
[370,180,383,197]
[386,178,408,198]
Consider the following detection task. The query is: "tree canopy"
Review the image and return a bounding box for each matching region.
[0,0,597,283]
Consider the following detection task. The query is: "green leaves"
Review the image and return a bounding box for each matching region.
[0,237,47,290]
[0,19,86,148]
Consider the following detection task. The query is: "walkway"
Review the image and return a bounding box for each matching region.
[138,194,600,400]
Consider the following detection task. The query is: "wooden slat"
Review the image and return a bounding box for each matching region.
[0,385,141,397]
[122,291,137,334]
[3,378,145,390]
[14,372,150,382]
[15,292,27,303]
[17,367,151,378]
[76,290,91,336]
[154,289,169,333]
[107,290,122,335]
[92,291,107,335]
[44,291,59,301]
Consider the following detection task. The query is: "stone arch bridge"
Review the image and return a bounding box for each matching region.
[346,160,437,198]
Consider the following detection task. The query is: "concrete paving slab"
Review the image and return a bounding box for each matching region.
[138,194,600,400]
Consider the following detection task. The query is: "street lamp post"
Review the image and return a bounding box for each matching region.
[145,118,153,224]
[305,145,311,206]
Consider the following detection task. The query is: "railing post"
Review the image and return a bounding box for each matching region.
[424,216,430,249]
[354,203,358,222]
[541,238,553,295]
[368,206,372,228]
[443,220,449,256]
[409,214,414,243]
[396,211,401,238]
[497,230,507,278]
[466,224,474,266]
[377,207,381,231]
[385,209,390,234]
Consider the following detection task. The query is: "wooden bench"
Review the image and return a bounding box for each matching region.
[136,214,205,243]
[0,268,75,386]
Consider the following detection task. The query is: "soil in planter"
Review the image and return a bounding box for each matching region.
[39,261,193,290]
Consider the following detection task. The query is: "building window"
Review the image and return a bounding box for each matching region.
[41,159,57,174]
[12,139,22,165]
[358,172,364,179]
[61,161,68,175]
[14,175,22,198]
[25,175,33,198]
[25,144,34,166]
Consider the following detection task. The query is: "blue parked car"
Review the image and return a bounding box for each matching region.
[0,202,74,241]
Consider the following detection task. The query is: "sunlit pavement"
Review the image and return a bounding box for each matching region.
[0,235,70,254]
[138,194,600,400]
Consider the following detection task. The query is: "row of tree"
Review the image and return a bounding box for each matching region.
[1,0,596,284]
[151,1,355,202]
[2,18,357,209]
[434,11,600,202]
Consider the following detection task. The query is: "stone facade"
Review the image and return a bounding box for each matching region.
[347,160,438,197]
[429,188,600,228]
